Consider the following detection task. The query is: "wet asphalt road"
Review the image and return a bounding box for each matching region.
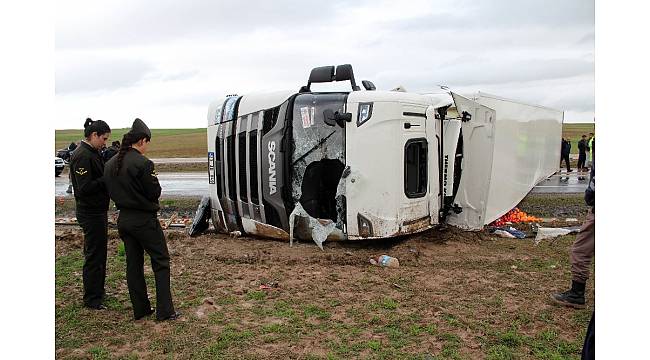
[55,172,209,197]
[55,171,587,197]
[530,172,589,194]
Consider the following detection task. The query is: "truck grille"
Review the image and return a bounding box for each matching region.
[217,111,266,227]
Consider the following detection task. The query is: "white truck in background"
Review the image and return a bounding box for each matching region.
[204,64,563,246]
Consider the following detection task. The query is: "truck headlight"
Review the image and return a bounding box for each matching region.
[358,213,374,238]
[357,102,373,126]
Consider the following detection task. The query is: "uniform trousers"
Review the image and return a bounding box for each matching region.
[76,209,108,308]
[571,207,595,283]
[117,209,175,320]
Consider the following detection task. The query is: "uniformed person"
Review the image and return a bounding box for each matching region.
[103,118,179,321]
[69,118,111,310]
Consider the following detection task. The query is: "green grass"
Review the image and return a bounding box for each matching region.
[55,128,207,158]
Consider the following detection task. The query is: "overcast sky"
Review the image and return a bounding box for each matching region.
[55,0,594,129]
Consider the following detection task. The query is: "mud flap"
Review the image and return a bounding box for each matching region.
[446,93,496,230]
[189,196,212,237]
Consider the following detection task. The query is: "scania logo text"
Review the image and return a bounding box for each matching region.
[268,141,277,195]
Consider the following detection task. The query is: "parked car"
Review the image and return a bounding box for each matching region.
[56,148,74,163]
[55,157,65,176]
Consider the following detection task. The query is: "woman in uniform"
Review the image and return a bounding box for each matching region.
[103,118,179,321]
[69,118,111,310]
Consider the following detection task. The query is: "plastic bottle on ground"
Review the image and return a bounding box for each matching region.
[369,255,400,268]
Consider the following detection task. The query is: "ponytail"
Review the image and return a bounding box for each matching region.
[114,131,150,176]
[83,117,111,138]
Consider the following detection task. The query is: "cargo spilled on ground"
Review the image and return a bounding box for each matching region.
[55,193,593,359]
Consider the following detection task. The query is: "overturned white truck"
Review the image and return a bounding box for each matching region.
[205,65,562,246]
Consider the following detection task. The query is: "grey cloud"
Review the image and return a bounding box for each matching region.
[56,58,154,94]
[56,0,350,49]
[373,58,594,91]
[162,70,200,82]
[385,0,593,33]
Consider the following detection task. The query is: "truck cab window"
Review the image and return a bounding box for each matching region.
[404,139,427,198]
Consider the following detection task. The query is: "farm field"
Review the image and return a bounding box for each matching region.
[55,123,595,159]
[55,128,207,159]
[55,194,594,359]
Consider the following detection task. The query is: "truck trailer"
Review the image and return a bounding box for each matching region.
[205,64,562,247]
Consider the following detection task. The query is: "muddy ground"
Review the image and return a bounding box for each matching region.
[55,194,594,359]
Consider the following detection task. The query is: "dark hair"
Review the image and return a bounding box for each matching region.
[114,131,151,175]
[83,118,111,138]
[112,140,120,147]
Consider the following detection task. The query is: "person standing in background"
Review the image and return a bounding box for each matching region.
[577,135,588,180]
[561,137,572,172]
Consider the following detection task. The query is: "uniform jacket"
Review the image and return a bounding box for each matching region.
[69,141,110,212]
[561,139,571,156]
[578,139,588,155]
[104,148,161,213]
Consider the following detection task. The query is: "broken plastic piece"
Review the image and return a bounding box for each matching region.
[188,196,211,237]
[534,226,581,245]
[288,202,337,250]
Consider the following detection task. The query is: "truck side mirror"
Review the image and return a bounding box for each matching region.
[323,109,352,128]
[301,65,336,92]
[362,80,376,90]
[335,64,361,91]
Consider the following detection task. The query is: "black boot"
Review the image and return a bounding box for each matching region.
[551,281,586,308]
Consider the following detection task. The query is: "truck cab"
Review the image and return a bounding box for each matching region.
[206,65,562,245]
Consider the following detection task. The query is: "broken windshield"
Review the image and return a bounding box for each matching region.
[289,93,347,233]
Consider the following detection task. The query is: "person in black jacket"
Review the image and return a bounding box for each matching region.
[561,137,572,172]
[102,140,120,162]
[104,118,179,321]
[577,135,588,172]
[69,118,111,310]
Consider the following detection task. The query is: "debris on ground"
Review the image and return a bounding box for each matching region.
[491,226,527,239]
[369,255,400,268]
[493,229,516,238]
[534,226,581,245]
[55,217,77,225]
[490,208,542,227]
[259,279,279,291]
[163,213,178,230]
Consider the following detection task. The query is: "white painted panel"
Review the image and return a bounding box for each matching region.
[447,93,496,230]
[476,92,563,224]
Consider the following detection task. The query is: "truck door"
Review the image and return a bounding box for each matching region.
[400,104,431,233]
[446,92,496,230]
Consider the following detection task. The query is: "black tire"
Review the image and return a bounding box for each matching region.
[55,169,63,177]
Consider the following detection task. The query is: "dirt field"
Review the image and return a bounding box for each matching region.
[55,194,594,359]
